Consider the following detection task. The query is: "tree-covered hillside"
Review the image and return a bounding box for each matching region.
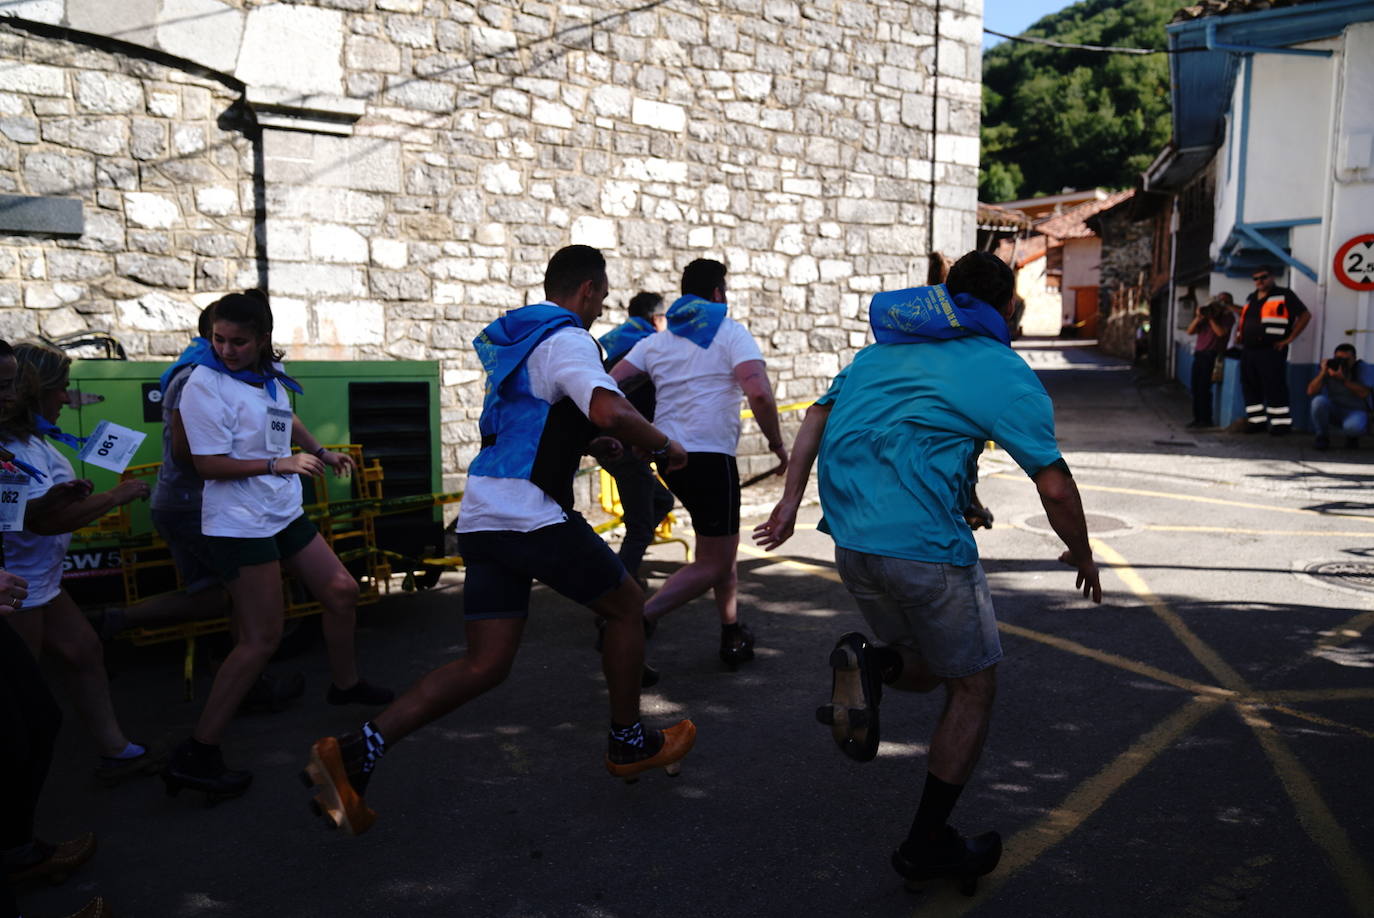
[980,0,1178,202]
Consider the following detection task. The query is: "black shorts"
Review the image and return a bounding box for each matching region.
[204,514,318,582]
[457,512,626,621]
[662,452,740,537]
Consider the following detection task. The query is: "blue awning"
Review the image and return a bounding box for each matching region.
[1165,0,1374,158]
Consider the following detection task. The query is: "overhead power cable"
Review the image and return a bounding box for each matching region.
[982,27,1203,55]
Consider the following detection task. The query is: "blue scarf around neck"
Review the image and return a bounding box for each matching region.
[598,316,656,364]
[868,284,1010,347]
[473,302,582,396]
[33,414,86,451]
[665,294,728,349]
[160,337,302,399]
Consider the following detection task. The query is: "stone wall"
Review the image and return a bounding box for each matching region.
[0,25,257,353]
[0,1,984,491]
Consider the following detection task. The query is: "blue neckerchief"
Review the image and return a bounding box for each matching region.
[33,414,86,451]
[598,316,655,364]
[159,337,210,393]
[1,455,45,482]
[473,302,582,397]
[665,295,727,349]
[868,284,1010,347]
[170,338,303,399]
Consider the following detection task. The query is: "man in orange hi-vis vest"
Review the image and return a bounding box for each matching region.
[1239,265,1311,434]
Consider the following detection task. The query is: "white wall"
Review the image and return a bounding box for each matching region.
[1245,41,1337,226]
[1323,21,1374,362]
[1015,255,1063,336]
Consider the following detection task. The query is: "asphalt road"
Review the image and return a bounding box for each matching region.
[19,339,1374,918]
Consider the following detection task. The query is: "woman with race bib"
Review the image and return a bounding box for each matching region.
[163,290,392,800]
[0,341,161,788]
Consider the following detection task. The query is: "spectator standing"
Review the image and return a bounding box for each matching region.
[610,259,787,668]
[1306,344,1373,450]
[1239,266,1310,435]
[1185,293,1236,428]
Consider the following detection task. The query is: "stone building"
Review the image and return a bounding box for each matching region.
[0,0,982,491]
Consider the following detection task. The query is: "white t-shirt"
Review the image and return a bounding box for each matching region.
[179,365,303,538]
[458,322,622,533]
[1,433,74,606]
[622,317,764,455]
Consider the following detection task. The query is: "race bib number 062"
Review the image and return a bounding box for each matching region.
[0,471,30,532]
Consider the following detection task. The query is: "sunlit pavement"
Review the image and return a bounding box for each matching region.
[24,340,1373,918]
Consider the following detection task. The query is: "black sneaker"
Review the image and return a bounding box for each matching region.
[892,825,1002,896]
[161,739,252,800]
[719,621,755,667]
[816,632,882,762]
[240,671,305,714]
[326,679,394,706]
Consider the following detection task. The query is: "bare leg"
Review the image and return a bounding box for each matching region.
[888,645,942,693]
[115,587,231,632]
[282,535,360,690]
[927,666,997,785]
[372,617,523,744]
[36,592,131,756]
[193,563,284,745]
[589,576,645,725]
[712,560,738,626]
[643,533,739,623]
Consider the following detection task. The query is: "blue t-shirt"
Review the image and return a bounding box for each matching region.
[815,335,1062,566]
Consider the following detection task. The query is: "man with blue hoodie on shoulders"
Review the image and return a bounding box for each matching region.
[304,246,697,837]
[754,251,1102,893]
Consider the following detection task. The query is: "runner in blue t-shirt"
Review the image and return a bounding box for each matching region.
[755,251,1102,893]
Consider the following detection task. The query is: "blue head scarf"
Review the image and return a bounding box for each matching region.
[868,284,1010,347]
[160,337,302,399]
[598,316,656,364]
[665,294,728,349]
[473,303,582,396]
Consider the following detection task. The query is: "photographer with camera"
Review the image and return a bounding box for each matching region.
[1184,292,1235,429]
[1305,344,1373,450]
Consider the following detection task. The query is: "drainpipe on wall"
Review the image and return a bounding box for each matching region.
[1166,200,1180,381]
[927,0,941,262]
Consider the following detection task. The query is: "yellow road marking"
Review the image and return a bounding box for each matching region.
[1316,610,1374,650]
[1093,539,1251,693]
[737,543,842,582]
[997,621,1234,699]
[919,698,1224,918]
[1096,540,1374,918]
[986,474,1374,526]
[1147,525,1374,537]
[1260,702,1374,741]
[1263,687,1374,701]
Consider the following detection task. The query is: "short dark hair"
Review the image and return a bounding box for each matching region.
[544,245,606,299]
[0,339,12,359]
[627,291,662,319]
[1334,344,1356,357]
[946,251,1014,311]
[681,259,726,300]
[197,302,216,338]
[1253,264,1274,276]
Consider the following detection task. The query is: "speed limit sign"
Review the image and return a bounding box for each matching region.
[1333,234,1374,291]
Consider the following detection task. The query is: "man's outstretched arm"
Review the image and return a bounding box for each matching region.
[753,402,830,551]
[1033,460,1102,603]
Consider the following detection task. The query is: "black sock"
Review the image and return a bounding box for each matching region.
[904,773,964,852]
[608,720,663,760]
[868,645,904,684]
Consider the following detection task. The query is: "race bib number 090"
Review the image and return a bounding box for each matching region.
[77,420,147,474]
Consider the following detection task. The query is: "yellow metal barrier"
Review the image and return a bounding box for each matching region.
[594,467,692,562]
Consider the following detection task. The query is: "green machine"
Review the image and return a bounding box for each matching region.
[61,359,444,604]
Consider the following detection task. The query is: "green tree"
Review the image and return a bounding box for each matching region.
[980,0,1177,201]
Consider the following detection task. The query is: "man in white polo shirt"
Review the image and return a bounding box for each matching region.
[611,258,787,668]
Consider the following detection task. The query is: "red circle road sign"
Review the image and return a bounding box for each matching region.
[1333,234,1374,291]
